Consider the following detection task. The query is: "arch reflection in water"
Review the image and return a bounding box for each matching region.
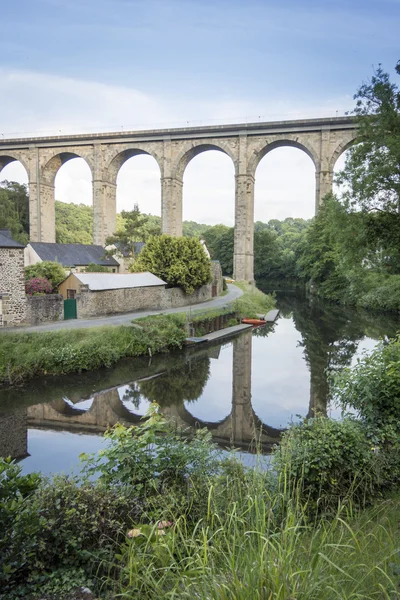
[3,292,400,470]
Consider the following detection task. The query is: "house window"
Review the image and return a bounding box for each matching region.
[112,269,116,273]
[67,289,76,299]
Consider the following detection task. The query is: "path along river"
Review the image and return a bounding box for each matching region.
[1,291,399,474]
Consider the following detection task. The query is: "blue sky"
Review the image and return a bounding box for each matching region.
[1,0,399,223]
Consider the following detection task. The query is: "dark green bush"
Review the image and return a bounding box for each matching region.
[273,417,380,513]
[0,460,140,599]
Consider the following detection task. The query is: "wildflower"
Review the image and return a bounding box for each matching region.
[156,529,166,536]
[127,528,142,538]
[157,520,173,529]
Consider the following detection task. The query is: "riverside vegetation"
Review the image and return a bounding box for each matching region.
[1,335,400,599]
[0,283,274,387]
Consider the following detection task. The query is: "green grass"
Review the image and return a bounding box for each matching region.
[0,283,275,388]
[110,475,400,600]
[0,315,186,387]
[233,281,275,318]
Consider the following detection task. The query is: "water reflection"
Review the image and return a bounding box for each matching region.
[0,292,399,472]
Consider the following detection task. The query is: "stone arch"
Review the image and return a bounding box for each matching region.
[0,152,30,178]
[104,145,163,185]
[329,134,358,172]
[248,137,318,178]
[172,141,237,181]
[41,151,94,186]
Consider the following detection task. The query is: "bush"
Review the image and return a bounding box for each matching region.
[25,276,53,295]
[0,458,139,598]
[332,335,400,444]
[24,261,66,291]
[131,234,212,294]
[273,417,380,513]
[80,404,220,520]
[84,262,109,272]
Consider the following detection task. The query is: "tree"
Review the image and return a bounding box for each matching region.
[131,234,212,295]
[84,263,109,272]
[0,181,29,244]
[105,204,161,261]
[336,61,400,214]
[203,225,234,275]
[24,261,66,292]
[55,201,93,244]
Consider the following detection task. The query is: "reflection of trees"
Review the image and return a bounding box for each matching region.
[275,292,400,415]
[129,357,211,407]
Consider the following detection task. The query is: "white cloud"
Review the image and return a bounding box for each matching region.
[0,69,352,225]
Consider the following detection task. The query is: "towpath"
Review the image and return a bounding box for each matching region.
[3,284,243,334]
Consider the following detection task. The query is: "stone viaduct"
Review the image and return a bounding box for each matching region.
[0,116,356,281]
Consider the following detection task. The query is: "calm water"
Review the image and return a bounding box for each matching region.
[1,292,399,475]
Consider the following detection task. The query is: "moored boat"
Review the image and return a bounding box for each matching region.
[241,318,266,326]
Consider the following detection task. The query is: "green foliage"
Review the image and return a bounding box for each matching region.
[0,315,186,386]
[0,458,137,598]
[0,181,29,244]
[234,282,275,318]
[336,61,400,214]
[106,204,161,262]
[84,262,110,272]
[55,200,93,244]
[80,404,220,519]
[203,225,234,275]
[24,261,66,291]
[182,220,211,238]
[333,336,400,445]
[132,234,212,294]
[274,417,380,513]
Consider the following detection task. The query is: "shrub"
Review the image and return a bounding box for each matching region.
[80,404,220,520]
[24,260,66,291]
[25,276,53,295]
[273,417,380,513]
[332,335,400,444]
[131,234,212,294]
[84,262,109,272]
[0,459,139,598]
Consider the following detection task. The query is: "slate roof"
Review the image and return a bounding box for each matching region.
[29,242,120,268]
[0,229,25,248]
[71,272,166,291]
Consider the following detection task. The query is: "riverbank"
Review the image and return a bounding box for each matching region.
[0,283,274,387]
[2,406,399,600]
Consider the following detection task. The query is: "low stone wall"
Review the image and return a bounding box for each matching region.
[75,262,224,319]
[25,294,64,325]
[76,284,214,319]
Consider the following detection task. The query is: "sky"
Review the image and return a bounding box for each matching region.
[1,0,399,225]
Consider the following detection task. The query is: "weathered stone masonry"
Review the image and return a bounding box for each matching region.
[0,117,357,282]
[0,246,27,326]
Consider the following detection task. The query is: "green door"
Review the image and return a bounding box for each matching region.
[64,299,77,320]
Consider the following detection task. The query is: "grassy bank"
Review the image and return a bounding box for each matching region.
[2,407,400,599]
[0,283,274,387]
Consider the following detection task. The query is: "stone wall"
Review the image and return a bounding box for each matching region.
[0,408,28,460]
[76,283,217,319]
[211,261,223,296]
[0,247,26,326]
[25,294,64,325]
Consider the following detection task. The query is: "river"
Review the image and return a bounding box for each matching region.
[1,292,399,475]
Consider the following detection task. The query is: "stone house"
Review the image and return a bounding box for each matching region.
[24,242,120,273]
[0,229,26,327]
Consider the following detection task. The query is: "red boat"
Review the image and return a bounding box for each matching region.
[241,318,266,326]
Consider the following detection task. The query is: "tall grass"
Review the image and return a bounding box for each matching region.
[108,469,400,600]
